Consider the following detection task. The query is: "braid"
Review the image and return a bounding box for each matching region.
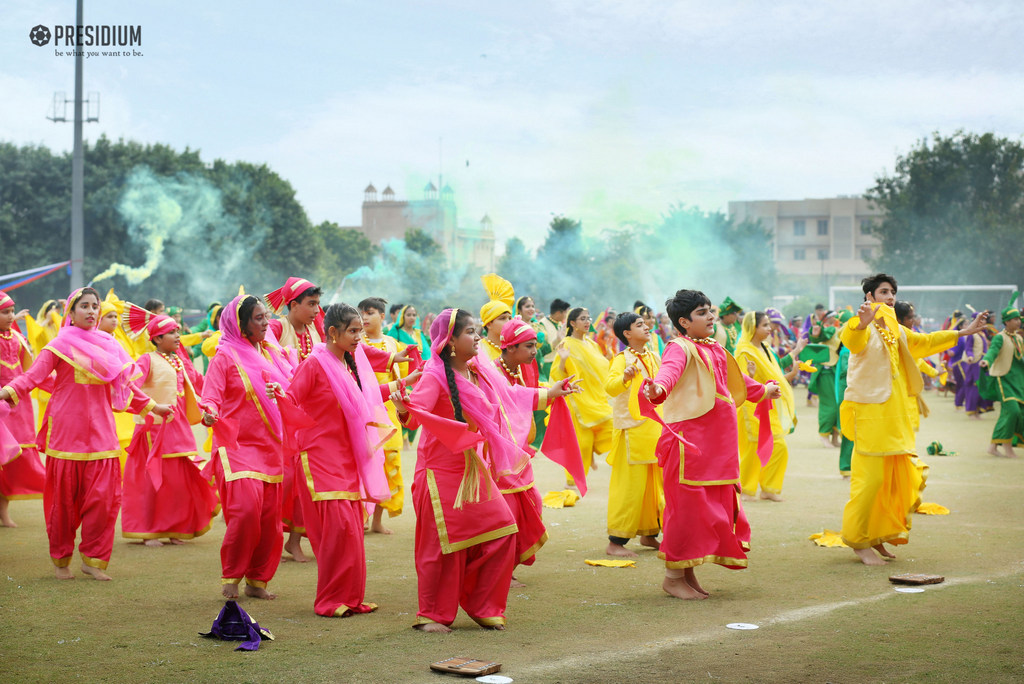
[441,350,465,423]
[344,351,362,390]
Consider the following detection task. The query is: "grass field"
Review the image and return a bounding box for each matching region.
[2,390,1022,683]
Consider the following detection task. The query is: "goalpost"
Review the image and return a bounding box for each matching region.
[828,284,1019,327]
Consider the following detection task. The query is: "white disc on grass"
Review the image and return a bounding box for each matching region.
[476,676,513,684]
[726,623,759,630]
[895,587,925,593]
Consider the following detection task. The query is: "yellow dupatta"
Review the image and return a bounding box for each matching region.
[734,312,795,432]
[557,335,612,426]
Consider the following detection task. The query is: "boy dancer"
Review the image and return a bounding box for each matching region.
[981,295,1023,458]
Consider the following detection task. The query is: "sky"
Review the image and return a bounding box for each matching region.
[3,0,1023,250]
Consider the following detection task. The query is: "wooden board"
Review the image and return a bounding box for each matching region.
[889,573,945,585]
[429,657,502,676]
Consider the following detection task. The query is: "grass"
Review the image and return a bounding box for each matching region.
[1,390,1022,683]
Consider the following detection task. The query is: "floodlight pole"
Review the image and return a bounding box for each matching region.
[70,0,85,289]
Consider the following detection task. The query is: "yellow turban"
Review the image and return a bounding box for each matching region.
[479,273,514,327]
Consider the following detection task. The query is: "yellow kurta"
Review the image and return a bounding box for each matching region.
[550,336,613,482]
[365,334,405,516]
[604,348,664,540]
[838,311,958,548]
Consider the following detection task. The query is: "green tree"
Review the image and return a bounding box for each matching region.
[314,221,378,281]
[867,131,1024,287]
[405,227,442,258]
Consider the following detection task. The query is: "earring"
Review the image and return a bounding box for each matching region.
[449,346,456,358]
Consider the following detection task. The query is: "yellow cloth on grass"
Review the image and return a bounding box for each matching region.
[542,490,579,508]
[915,502,950,515]
[808,529,849,548]
[584,559,636,568]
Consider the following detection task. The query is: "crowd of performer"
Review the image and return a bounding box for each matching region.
[0,273,1018,629]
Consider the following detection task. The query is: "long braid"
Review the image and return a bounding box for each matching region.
[344,351,362,390]
[441,349,465,423]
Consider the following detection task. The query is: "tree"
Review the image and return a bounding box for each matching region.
[866,131,1024,287]
[404,227,442,258]
[314,222,377,281]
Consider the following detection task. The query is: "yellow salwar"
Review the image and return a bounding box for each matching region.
[365,335,405,517]
[734,313,796,497]
[604,348,664,541]
[838,309,957,549]
[551,336,612,485]
[24,309,60,431]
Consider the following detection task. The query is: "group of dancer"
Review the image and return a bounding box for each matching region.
[1,271,1019,629]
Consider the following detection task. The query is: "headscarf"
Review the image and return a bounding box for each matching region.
[719,296,743,316]
[424,309,531,479]
[0,290,13,311]
[46,288,138,411]
[515,295,532,317]
[387,304,431,360]
[307,343,392,502]
[479,273,514,327]
[735,311,795,431]
[500,318,537,349]
[215,295,293,439]
[265,277,317,315]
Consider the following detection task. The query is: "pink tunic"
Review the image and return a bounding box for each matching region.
[131,353,204,457]
[0,331,45,498]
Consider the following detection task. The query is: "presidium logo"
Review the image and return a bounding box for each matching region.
[29,23,143,56]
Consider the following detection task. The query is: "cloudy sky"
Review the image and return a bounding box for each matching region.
[3,1,1021,248]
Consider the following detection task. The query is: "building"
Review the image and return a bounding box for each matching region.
[358,181,496,272]
[728,196,883,281]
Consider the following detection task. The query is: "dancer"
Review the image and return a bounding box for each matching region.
[359,296,408,534]
[735,311,801,502]
[536,298,570,381]
[834,310,855,478]
[479,274,514,361]
[807,311,841,446]
[837,274,988,565]
[981,295,1023,458]
[644,290,779,599]
[604,312,664,558]
[551,307,613,482]
[0,288,171,580]
[388,304,431,363]
[0,290,45,527]
[121,314,218,546]
[200,294,294,599]
[952,312,989,418]
[286,303,394,617]
[392,309,567,631]
[716,296,743,354]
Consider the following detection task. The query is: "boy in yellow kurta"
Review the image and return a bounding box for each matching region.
[478,273,514,361]
[604,312,664,557]
[839,274,988,565]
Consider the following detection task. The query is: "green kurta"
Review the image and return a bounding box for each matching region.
[835,346,853,475]
[983,331,1024,445]
[808,326,840,435]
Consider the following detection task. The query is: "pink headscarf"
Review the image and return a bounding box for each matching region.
[0,290,13,311]
[307,343,392,502]
[425,309,533,477]
[45,288,138,411]
[217,295,293,439]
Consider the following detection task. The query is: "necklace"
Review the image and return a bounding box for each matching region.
[483,338,502,355]
[297,329,313,360]
[160,351,183,373]
[874,322,898,346]
[0,330,12,340]
[498,356,524,384]
[684,334,717,345]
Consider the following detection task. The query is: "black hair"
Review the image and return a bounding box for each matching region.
[74,287,101,309]
[814,303,825,311]
[549,298,570,315]
[894,300,915,327]
[207,301,221,312]
[238,295,261,335]
[358,297,388,315]
[665,289,712,335]
[754,311,768,328]
[144,298,164,313]
[211,307,223,331]
[288,286,323,310]
[861,273,898,298]
[440,309,471,423]
[43,300,60,315]
[323,303,363,389]
[389,303,404,316]
[567,307,588,332]
[516,296,534,315]
[613,312,642,346]
[634,300,653,317]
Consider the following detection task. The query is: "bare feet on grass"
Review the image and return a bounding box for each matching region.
[55,566,74,580]
[81,564,111,581]
[820,435,835,448]
[853,548,887,566]
[370,507,393,535]
[987,443,1000,457]
[284,533,309,562]
[244,584,276,600]
[222,583,239,600]
[510,576,526,588]
[663,571,707,600]
[0,499,17,527]
[1002,444,1018,458]
[169,538,186,545]
[759,491,784,502]
[143,539,163,547]
[482,624,505,631]
[606,542,638,558]
[873,543,896,559]
[639,535,660,550]
[414,623,452,633]
[741,493,757,502]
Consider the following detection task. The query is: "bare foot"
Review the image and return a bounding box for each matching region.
[684,568,709,596]
[969,413,981,420]
[482,623,506,631]
[55,566,74,580]
[81,564,112,581]
[663,574,707,600]
[370,507,394,535]
[873,543,896,559]
[820,435,835,448]
[639,535,660,550]
[169,538,186,545]
[510,576,526,588]
[414,622,452,633]
[741,493,757,502]
[759,491,784,502]
[222,583,239,600]
[831,432,842,447]
[606,542,638,558]
[144,539,163,547]
[0,499,16,527]
[842,474,851,481]
[244,584,277,600]
[1002,444,1018,459]
[284,534,310,562]
[853,548,887,566]
[987,443,1000,457]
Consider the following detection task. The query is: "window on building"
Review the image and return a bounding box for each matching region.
[817,249,829,260]
[860,219,872,234]
[793,220,806,236]
[794,249,806,260]
[817,219,828,235]
[861,247,873,261]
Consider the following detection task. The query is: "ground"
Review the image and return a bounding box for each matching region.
[1,389,1022,683]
